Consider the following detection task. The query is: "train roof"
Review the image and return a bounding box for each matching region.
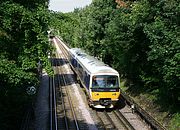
[69,48,119,75]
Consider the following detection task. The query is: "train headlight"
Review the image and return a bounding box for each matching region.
[112,93,116,96]
[95,93,99,96]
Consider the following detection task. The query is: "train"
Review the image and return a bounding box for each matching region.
[68,48,121,108]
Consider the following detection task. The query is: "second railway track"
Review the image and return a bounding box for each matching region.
[95,109,137,130]
[53,51,80,130]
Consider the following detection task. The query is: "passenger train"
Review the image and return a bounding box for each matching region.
[69,48,121,108]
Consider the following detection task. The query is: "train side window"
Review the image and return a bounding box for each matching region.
[83,71,86,83]
[85,74,90,89]
[74,59,77,67]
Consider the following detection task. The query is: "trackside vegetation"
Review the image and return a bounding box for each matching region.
[49,0,179,129]
[0,0,53,129]
[0,0,179,129]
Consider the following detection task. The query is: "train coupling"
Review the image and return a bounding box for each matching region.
[99,98,112,106]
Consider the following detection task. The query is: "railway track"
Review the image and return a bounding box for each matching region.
[20,36,165,130]
[96,110,116,129]
[53,57,68,130]
[49,68,58,130]
[52,45,80,130]
[113,110,135,130]
[51,36,167,130]
[95,109,137,130]
[53,37,144,130]
[53,38,139,130]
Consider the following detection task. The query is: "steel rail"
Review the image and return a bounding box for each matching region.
[52,75,58,130]
[63,80,80,130]
[49,56,58,130]
[104,111,117,129]
[95,111,106,129]
[56,51,80,130]
[114,110,135,130]
[121,92,167,130]
[55,36,166,130]
[56,36,70,52]
[56,37,70,58]
[49,76,53,130]
[50,60,58,130]
[96,111,117,130]
[58,76,69,130]
[54,54,69,130]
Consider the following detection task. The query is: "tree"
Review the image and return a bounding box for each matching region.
[0,0,51,129]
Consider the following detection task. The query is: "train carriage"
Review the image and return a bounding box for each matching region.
[69,48,120,108]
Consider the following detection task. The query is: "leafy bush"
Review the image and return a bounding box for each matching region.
[0,0,51,129]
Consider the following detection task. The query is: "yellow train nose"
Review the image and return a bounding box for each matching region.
[94,93,117,96]
[92,92,120,100]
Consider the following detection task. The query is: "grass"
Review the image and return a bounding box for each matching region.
[169,113,180,130]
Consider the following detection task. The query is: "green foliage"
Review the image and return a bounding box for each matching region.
[0,57,37,87]
[0,0,51,129]
[50,0,180,106]
[142,0,180,103]
[49,11,79,46]
[77,0,117,57]
[50,0,179,127]
[169,113,180,130]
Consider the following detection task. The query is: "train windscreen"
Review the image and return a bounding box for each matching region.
[92,75,119,88]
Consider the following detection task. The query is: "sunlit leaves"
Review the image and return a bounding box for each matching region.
[50,0,180,107]
[0,0,50,128]
[0,57,37,87]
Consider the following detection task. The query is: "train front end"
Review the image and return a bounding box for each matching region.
[89,74,120,108]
